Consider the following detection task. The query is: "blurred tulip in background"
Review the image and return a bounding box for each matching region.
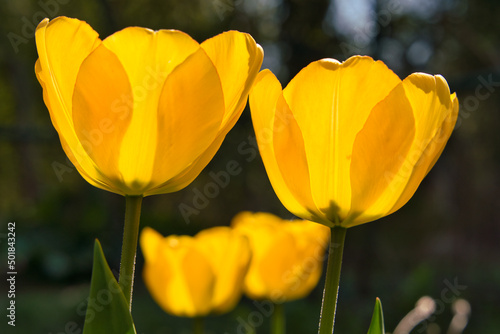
[232,211,330,302]
[140,226,252,317]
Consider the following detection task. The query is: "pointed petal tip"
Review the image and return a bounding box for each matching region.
[36,17,50,30]
[252,68,280,89]
[256,42,264,53]
[141,226,155,236]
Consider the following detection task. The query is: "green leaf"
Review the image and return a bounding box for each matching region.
[82,240,137,334]
[367,297,385,334]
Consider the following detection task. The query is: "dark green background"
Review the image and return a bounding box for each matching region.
[1,0,499,333]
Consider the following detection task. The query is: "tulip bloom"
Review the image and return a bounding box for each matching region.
[140,226,251,317]
[35,16,263,196]
[250,56,458,228]
[231,211,330,302]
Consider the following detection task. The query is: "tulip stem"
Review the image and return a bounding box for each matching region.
[271,303,285,334]
[318,226,347,334]
[194,317,204,334]
[119,195,143,311]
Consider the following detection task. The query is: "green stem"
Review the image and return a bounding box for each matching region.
[271,303,285,334]
[193,317,204,334]
[119,195,143,311]
[318,226,347,334]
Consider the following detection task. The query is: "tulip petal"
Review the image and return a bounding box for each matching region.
[387,74,459,214]
[201,31,264,128]
[101,28,203,191]
[195,227,251,314]
[57,135,113,191]
[72,44,134,193]
[149,48,225,189]
[150,236,215,317]
[141,238,179,318]
[142,237,175,316]
[349,74,458,225]
[260,227,325,300]
[140,227,163,263]
[147,32,263,195]
[103,28,200,86]
[348,84,415,225]
[35,17,100,123]
[250,70,324,223]
[146,133,226,195]
[273,94,328,223]
[233,212,329,301]
[258,231,297,299]
[282,56,401,221]
[283,222,329,298]
[179,246,215,316]
[232,212,280,299]
[35,17,114,191]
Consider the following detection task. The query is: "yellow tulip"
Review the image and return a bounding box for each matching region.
[140,226,251,317]
[249,56,458,228]
[231,211,330,302]
[35,16,263,196]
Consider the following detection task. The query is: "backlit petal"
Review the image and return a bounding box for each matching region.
[148,32,263,195]
[231,211,279,299]
[250,70,320,223]
[387,74,459,214]
[103,28,199,85]
[195,227,251,314]
[149,236,215,317]
[102,28,201,190]
[232,212,329,301]
[179,246,215,316]
[146,134,226,195]
[258,231,296,299]
[273,93,327,224]
[140,227,163,263]
[142,235,175,316]
[201,31,264,128]
[285,223,329,299]
[141,227,250,317]
[347,84,415,226]
[283,56,401,220]
[35,17,110,190]
[149,48,225,189]
[72,44,134,194]
[57,126,116,192]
